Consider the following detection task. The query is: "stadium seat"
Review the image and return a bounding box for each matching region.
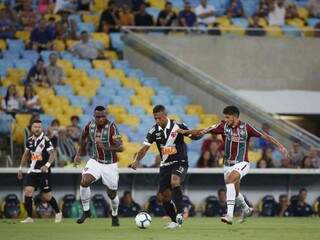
[6,39,25,52]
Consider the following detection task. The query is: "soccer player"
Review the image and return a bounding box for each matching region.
[17,120,62,223]
[177,106,288,224]
[130,105,201,229]
[74,106,123,227]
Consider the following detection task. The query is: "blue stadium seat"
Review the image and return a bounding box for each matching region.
[156,86,174,95]
[21,50,40,63]
[110,33,124,51]
[282,25,301,37]
[80,114,92,127]
[152,95,172,106]
[188,151,200,167]
[72,59,92,70]
[112,60,129,69]
[146,7,161,20]
[96,87,118,97]
[232,18,249,28]
[111,95,131,107]
[60,51,75,60]
[0,114,13,134]
[40,114,54,129]
[69,95,89,109]
[91,96,112,107]
[126,69,144,79]
[307,18,320,27]
[13,59,33,71]
[54,85,74,96]
[127,106,146,116]
[40,51,58,62]
[166,105,186,115]
[140,152,156,167]
[0,60,14,76]
[241,0,259,17]
[171,95,190,105]
[140,77,161,87]
[6,39,25,52]
[77,22,96,34]
[87,69,106,80]
[100,78,122,88]
[117,87,135,97]
[2,50,20,59]
[188,140,203,152]
[182,115,200,128]
[0,87,7,96]
[117,124,133,136]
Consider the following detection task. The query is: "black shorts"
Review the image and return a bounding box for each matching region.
[158,162,188,193]
[25,172,52,193]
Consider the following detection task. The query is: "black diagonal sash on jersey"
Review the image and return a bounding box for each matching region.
[29,135,46,173]
[160,122,180,166]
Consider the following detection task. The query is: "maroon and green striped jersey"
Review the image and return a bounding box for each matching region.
[83,120,120,164]
[207,121,262,166]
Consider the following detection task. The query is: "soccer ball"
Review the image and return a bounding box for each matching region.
[135,212,152,229]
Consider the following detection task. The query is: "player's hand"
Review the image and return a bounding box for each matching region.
[95,138,105,149]
[279,145,288,158]
[17,169,23,180]
[112,135,122,145]
[73,154,81,166]
[40,165,48,173]
[176,129,187,135]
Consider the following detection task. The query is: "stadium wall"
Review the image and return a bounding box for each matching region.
[139,34,320,91]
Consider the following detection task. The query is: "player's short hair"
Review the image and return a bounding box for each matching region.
[223,106,240,117]
[153,105,166,114]
[31,119,42,125]
[218,188,226,195]
[299,188,307,194]
[94,105,106,112]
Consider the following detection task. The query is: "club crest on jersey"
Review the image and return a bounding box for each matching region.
[170,132,177,138]
[39,144,44,148]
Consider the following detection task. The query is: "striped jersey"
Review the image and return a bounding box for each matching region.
[207,121,262,165]
[83,120,120,164]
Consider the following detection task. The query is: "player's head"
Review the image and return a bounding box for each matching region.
[94,105,107,126]
[223,105,240,127]
[299,188,307,202]
[153,105,168,128]
[31,120,43,137]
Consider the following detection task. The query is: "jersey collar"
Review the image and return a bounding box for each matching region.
[158,118,171,131]
[32,132,44,141]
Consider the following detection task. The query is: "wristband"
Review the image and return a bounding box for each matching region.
[19,166,22,171]
[45,162,51,168]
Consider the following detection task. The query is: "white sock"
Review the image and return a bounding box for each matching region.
[226,183,236,218]
[236,192,249,211]
[110,195,119,217]
[80,186,91,211]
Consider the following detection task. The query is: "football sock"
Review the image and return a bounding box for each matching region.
[110,195,119,217]
[80,186,91,211]
[24,196,33,218]
[172,186,183,214]
[236,192,249,211]
[163,200,177,222]
[226,183,236,218]
[48,196,60,213]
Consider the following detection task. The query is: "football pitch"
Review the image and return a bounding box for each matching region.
[1,217,319,240]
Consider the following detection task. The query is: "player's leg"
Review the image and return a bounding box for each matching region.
[102,162,120,227]
[40,173,62,223]
[221,170,240,224]
[161,188,180,229]
[21,185,35,223]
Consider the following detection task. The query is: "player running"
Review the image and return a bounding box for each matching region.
[17,119,62,223]
[130,105,201,229]
[74,106,123,227]
[177,106,288,224]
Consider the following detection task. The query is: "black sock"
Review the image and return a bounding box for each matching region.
[48,197,60,213]
[163,201,177,222]
[24,196,33,218]
[172,186,183,214]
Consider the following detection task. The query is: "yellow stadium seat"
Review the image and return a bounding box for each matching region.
[91,0,108,12]
[92,60,112,70]
[168,114,181,121]
[91,32,109,48]
[55,114,71,126]
[227,25,245,36]
[265,25,283,37]
[131,96,151,107]
[66,40,79,50]
[105,68,125,79]
[186,105,205,115]
[149,143,158,154]
[16,86,24,96]
[122,78,141,90]
[297,7,309,20]
[197,123,210,130]
[122,115,140,127]
[300,26,314,37]
[248,150,262,163]
[53,40,66,51]
[69,69,88,79]
[287,18,305,28]
[7,68,27,79]
[0,39,6,50]
[83,14,100,26]
[15,31,30,43]
[13,114,32,144]
[142,105,154,115]
[149,0,165,9]
[135,86,155,97]
[44,14,61,22]
[103,50,118,60]
[108,105,127,115]
[216,16,231,27]
[199,114,220,125]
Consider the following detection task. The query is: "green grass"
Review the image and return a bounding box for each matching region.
[1,217,320,240]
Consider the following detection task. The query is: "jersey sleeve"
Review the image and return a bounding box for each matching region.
[109,122,120,145]
[45,137,54,152]
[207,122,225,134]
[178,122,189,130]
[143,127,156,146]
[246,123,263,138]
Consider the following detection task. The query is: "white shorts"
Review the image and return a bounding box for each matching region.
[223,161,250,181]
[82,159,119,190]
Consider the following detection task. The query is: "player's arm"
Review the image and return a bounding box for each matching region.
[17,149,31,179]
[74,124,89,165]
[260,132,288,156]
[98,123,124,152]
[40,137,55,173]
[177,123,203,140]
[177,122,225,137]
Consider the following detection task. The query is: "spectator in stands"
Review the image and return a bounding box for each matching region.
[46,53,64,85]
[21,85,42,113]
[217,188,227,216]
[256,0,269,19]
[281,155,293,168]
[37,0,53,15]
[134,2,154,26]
[178,1,197,27]
[34,194,55,218]
[99,1,121,33]
[77,0,92,12]
[288,139,305,168]
[246,15,266,36]
[227,0,244,18]
[289,188,313,216]
[47,118,61,147]
[301,156,316,168]
[27,58,49,87]
[30,18,55,52]
[118,191,141,217]
[145,193,166,217]
[268,0,286,26]
[0,6,16,39]
[56,9,77,40]
[119,5,134,26]
[56,127,77,166]
[132,0,146,12]
[195,0,217,27]
[308,0,320,18]
[157,1,177,27]
[277,194,291,216]
[197,151,215,167]
[257,147,276,168]
[201,134,223,153]
[71,30,104,59]
[54,0,77,14]
[208,140,223,166]
[67,115,82,143]
[47,17,57,40]
[308,146,320,168]
[285,3,301,20]
[1,84,22,117]
[17,0,37,31]
[149,154,161,168]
